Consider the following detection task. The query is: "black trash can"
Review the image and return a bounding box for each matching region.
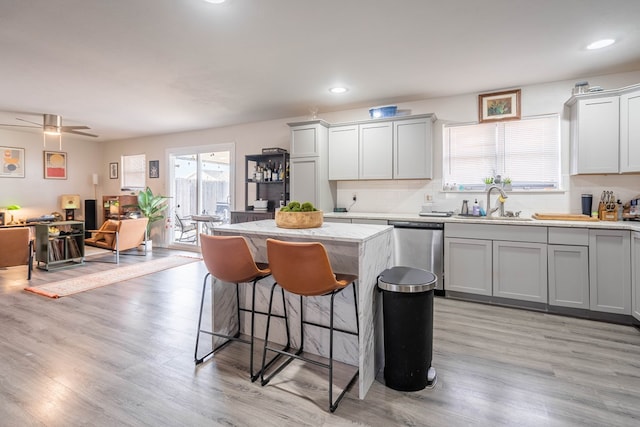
[378,266,437,391]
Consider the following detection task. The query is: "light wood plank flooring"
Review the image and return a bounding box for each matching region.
[1,249,639,426]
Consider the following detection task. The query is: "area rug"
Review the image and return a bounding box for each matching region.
[24,255,201,299]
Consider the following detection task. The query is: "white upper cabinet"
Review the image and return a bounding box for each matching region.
[327,114,435,180]
[328,125,359,180]
[290,120,329,158]
[567,83,640,174]
[569,96,619,174]
[620,88,640,172]
[359,122,393,179]
[394,117,433,179]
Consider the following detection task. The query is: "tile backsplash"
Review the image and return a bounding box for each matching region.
[336,175,640,216]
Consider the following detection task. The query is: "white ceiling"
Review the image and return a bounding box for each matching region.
[1,0,639,142]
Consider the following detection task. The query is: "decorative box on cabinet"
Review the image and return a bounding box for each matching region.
[35,221,84,270]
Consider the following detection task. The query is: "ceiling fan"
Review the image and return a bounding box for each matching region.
[0,113,98,137]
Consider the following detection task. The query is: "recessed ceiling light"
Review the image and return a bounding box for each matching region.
[329,87,348,94]
[587,38,615,50]
[204,0,226,4]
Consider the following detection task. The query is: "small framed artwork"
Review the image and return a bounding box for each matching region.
[44,151,67,179]
[1,146,25,178]
[479,89,521,123]
[109,162,118,179]
[149,160,159,178]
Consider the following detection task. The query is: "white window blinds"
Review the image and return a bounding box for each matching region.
[122,154,146,189]
[443,115,560,190]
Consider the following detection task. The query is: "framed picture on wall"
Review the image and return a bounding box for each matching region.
[43,151,67,179]
[109,162,118,179]
[478,89,521,123]
[149,160,159,178]
[1,146,25,178]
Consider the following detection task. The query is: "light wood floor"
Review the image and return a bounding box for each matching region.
[1,249,639,426]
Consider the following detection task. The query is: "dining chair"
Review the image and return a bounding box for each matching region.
[175,214,197,242]
[196,234,288,381]
[261,238,359,412]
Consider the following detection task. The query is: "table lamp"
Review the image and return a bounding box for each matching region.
[61,194,81,220]
[7,204,20,225]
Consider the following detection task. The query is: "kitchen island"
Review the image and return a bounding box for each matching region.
[211,219,393,399]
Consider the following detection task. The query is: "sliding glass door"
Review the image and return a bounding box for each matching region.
[168,143,234,247]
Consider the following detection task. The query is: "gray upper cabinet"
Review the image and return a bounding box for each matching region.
[567,83,640,174]
[394,117,434,179]
[288,121,336,212]
[327,114,435,181]
[359,122,393,179]
[328,125,358,180]
[568,95,620,174]
[290,120,328,158]
[620,88,640,173]
[589,229,631,314]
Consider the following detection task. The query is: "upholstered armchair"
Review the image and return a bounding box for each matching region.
[85,217,149,263]
[0,227,33,279]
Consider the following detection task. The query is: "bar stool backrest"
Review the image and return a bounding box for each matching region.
[201,234,267,283]
[266,238,345,296]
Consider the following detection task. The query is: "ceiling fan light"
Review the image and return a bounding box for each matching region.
[44,126,61,136]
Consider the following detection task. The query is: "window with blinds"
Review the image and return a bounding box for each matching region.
[443,114,560,190]
[122,154,146,189]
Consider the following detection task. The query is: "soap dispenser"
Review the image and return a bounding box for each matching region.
[472,199,480,216]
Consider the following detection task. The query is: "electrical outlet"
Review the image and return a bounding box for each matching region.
[352,193,357,202]
[424,193,433,203]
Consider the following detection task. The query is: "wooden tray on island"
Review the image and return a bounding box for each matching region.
[532,213,599,221]
[275,210,324,228]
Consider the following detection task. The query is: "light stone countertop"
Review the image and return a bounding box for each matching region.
[324,211,640,231]
[213,219,392,242]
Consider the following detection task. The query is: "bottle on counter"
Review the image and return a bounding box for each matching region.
[472,199,480,216]
[461,200,469,215]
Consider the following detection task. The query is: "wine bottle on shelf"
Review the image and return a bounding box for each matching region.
[278,162,284,181]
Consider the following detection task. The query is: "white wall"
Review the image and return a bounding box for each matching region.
[0,128,102,222]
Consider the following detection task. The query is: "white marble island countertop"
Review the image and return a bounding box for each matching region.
[213,219,392,242]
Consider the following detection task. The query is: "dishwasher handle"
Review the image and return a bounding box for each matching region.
[389,221,444,230]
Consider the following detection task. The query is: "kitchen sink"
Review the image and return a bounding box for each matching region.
[456,215,533,222]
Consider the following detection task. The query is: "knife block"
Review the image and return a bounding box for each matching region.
[598,202,617,221]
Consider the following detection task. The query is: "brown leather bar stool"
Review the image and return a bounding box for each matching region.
[195,234,289,382]
[261,238,359,412]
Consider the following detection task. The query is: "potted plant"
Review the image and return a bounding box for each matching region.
[483,177,494,190]
[502,177,512,191]
[135,187,170,249]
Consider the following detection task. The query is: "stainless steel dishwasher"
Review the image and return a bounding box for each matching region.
[389,221,444,295]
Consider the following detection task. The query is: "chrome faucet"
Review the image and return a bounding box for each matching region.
[486,184,508,217]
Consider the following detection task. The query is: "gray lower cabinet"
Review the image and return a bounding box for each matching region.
[493,241,547,303]
[548,227,590,309]
[589,229,631,314]
[632,231,640,321]
[444,237,492,296]
[548,245,590,308]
